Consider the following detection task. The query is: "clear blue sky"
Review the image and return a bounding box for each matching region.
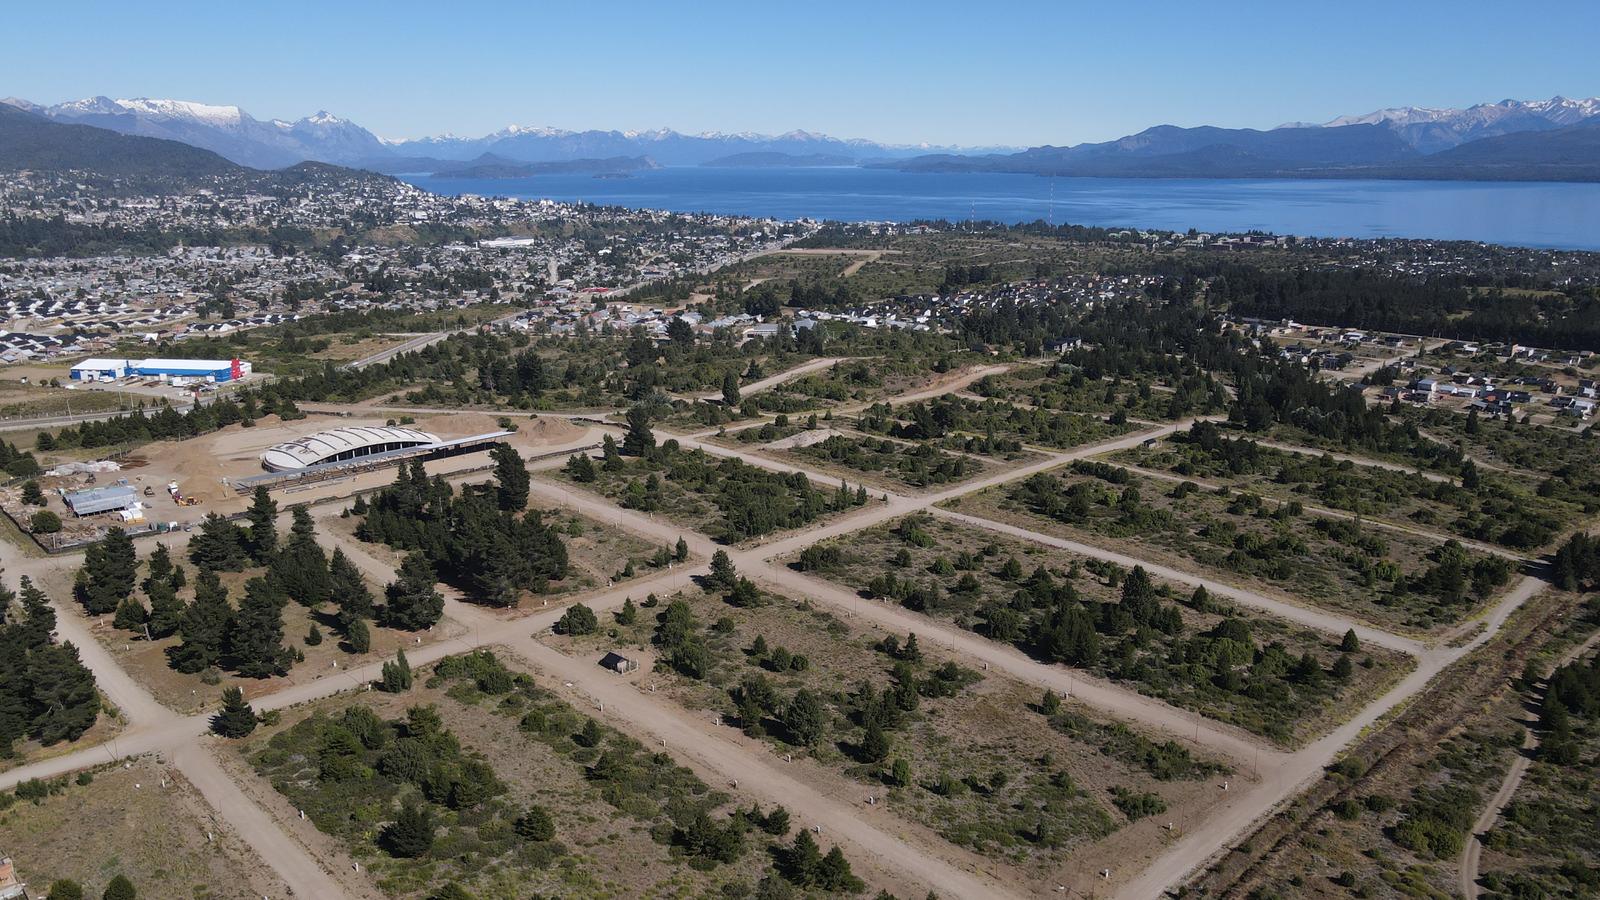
[5,0,1597,147]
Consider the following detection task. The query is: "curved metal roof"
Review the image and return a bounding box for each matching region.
[260,425,440,472]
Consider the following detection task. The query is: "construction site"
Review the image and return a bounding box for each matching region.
[0,412,598,552]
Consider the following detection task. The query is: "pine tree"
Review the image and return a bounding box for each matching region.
[383,554,444,631]
[226,578,289,678]
[189,514,248,571]
[245,485,278,563]
[169,568,233,674]
[816,846,863,892]
[141,544,183,595]
[212,686,256,738]
[491,444,530,511]
[578,717,603,748]
[271,506,330,608]
[708,550,737,590]
[101,874,137,900]
[737,690,766,737]
[329,548,375,627]
[783,829,823,885]
[859,719,890,763]
[1332,653,1354,680]
[26,641,99,745]
[784,690,826,747]
[565,452,597,482]
[77,526,138,615]
[902,632,922,661]
[674,536,689,561]
[1120,565,1157,624]
[112,597,149,633]
[346,618,372,654]
[726,577,762,608]
[622,406,655,456]
[145,576,185,639]
[514,804,556,841]
[380,649,414,692]
[721,371,741,406]
[382,803,436,858]
[617,596,638,625]
[601,434,623,470]
[1340,629,1361,653]
[16,576,56,649]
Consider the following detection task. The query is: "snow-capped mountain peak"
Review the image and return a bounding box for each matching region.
[1319,96,1600,129]
[111,97,246,125]
[1323,105,1456,128]
[1302,95,1600,154]
[490,124,572,140]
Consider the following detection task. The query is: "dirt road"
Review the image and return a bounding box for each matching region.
[1,361,1567,900]
[0,532,357,899]
[691,356,854,403]
[175,743,364,900]
[1117,574,1547,900]
[1257,439,1456,484]
[447,600,1020,899]
[1458,627,1600,899]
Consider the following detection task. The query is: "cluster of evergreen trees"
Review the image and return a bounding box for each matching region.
[1196,258,1600,352]
[40,399,255,452]
[1541,649,1600,765]
[0,436,41,477]
[356,453,566,607]
[867,395,1125,450]
[581,426,866,542]
[797,434,972,488]
[839,517,1361,741]
[1552,533,1600,593]
[0,577,99,757]
[71,493,433,680]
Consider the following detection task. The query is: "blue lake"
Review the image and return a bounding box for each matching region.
[403,167,1600,251]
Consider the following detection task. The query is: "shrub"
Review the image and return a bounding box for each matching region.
[556,603,598,635]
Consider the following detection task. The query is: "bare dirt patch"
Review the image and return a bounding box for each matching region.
[0,755,288,899]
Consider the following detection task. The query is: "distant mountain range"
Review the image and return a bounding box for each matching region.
[0,96,1000,172]
[884,97,1600,181]
[3,93,1598,182]
[0,96,387,170]
[0,102,391,193]
[1306,96,1600,153]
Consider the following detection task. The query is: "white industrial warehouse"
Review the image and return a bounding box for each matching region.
[259,426,441,472]
[70,357,253,383]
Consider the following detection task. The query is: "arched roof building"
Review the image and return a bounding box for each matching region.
[260,426,440,472]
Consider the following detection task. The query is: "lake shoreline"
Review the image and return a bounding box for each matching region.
[403,166,1600,251]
